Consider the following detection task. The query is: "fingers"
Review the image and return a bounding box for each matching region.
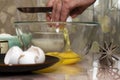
[51,0,63,21]
[59,2,70,21]
[46,0,96,22]
[46,12,52,21]
[46,0,62,21]
[46,0,55,21]
[46,0,71,22]
[47,0,70,22]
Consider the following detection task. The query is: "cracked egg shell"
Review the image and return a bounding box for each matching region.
[27,46,45,63]
[18,51,37,64]
[4,46,45,64]
[4,46,23,64]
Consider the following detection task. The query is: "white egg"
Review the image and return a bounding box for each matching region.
[27,46,45,63]
[18,51,36,64]
[4,46,23,64]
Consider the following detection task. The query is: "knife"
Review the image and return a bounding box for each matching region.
[17,7,53,13]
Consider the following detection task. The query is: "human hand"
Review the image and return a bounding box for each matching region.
[46,0,96,22]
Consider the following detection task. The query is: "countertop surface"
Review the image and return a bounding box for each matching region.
[0,55,120,80]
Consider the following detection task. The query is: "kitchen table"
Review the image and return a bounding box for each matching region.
[0,55,120,80]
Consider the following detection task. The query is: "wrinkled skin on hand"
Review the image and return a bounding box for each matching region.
[46,0,96,21]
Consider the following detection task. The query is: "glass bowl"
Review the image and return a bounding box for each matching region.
[14,21,99,64]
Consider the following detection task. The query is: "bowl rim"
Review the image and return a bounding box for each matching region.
[14,21,100,27]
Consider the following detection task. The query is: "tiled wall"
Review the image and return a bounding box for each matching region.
[0,0,94,35]
[0,0,16,34]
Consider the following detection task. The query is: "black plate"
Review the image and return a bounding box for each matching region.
[0,54,59,73]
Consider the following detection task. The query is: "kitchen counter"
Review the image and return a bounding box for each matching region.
[0,55,120,80]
